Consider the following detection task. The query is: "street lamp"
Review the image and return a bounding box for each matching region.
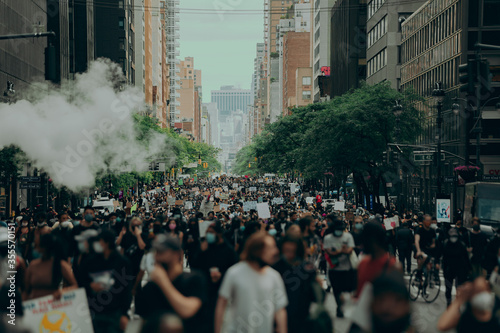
[432,82,445,194]
[392,100,403,211]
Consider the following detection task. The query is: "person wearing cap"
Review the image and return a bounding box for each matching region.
[77,230,132,333]
[323,214,355,318]
[136,234,209,333]
[442,227,471,307]
[191,222,237,333]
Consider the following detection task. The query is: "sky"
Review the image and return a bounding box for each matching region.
[179,0,264,103]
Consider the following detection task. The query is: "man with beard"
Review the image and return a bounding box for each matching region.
[136,235,209,332]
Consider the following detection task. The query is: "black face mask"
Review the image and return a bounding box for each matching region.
[372,313,411,333]
[472,225,480,231]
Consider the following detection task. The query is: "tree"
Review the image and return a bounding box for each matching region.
[235,82,423,206]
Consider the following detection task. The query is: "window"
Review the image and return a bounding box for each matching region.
[302,91,311,100]
[119,38,125,50]
[118,17,125,28]
[118,0,124,9]
[302,76,312,85]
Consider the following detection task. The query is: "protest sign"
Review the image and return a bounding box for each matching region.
[220,193,229,200]
[22,288,94,333]
[249,187,257,192]
[184,201,193,210]
[334,201,346,212]
[243,201,257,212]
[175,200,184,206]
[199,220,212,238]
[220,204,230,211]
[199,200,214,217]
[256,202,271,219]
[383,216,400,230]
[167,197,176,206]
[272,197,284,205]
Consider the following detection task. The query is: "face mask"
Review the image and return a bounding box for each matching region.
[85,214,93,223]
[37,223,47,228]
[355,223,363,230]
[93,242,104,254]
[372,313,411,333]
[22,222,28,227]
[206,232,217,244]
[78,242,87,253]
[269,229,277,236]
[73,220,80,226]
[334,230,343,237]
[430,224,438,230]
[61,221,71,228]
[472,225,480,231]
[149,228,154,233]
[116,217,122,223]
[169,224,176,231]
[240,226,245,231]
[449,236,458,243]
[470,291,495,312]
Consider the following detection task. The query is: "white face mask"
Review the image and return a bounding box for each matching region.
[449,236,458,243]
[61,221,71,228]
[470,291,495,312]
[430,224,438,230]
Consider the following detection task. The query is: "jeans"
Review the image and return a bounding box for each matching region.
[398,248,412,273]
[443,269,467,305]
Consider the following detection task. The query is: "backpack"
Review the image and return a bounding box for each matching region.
[305,281,334,333]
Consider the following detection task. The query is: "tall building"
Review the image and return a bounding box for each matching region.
[282,32,311,115]
[47,0,70,83]
[400,0,500,212]
[177,57,202,141]
[70,0,95,76]
[366,0,425,89]
[94,0,135,84]
[312,0,336,102]
[203,102,220,147]
[330,0,367,97]
[166,0,180,128]
[211,86,252,121]
[0,0,47,93]
[134,0,152,106]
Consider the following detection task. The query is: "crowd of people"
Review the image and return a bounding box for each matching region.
[1,175,500,333]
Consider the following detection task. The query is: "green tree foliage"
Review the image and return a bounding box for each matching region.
[235,82,423,204]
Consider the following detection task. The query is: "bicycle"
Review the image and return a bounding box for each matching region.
[408,256,441,303]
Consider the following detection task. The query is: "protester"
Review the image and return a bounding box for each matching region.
[136,234,209,332]
[323,214,355,318]
[215,232,288,333]
[116,216,146,277]
[23,233,78,300]
[395,219,414,275]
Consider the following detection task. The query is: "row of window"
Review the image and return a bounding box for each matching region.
[401,3,460,62]
[368,0,386,20]
[401,33,461,83]
[401,57,459,99]
[367,48,387,77]
[302,90,311,100]
[402,0,459,39]
[367,16,387,48]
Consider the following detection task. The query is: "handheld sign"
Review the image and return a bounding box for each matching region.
[257,202,271,219]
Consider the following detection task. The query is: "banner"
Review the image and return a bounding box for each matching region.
[243,201,258,212]
[175,200,184,206]
[383,216,400,230]
[272,197,284,205]
[22,288,94,333]
[220,204,230,211]
[436,199,451,223]
[334,201,346,212]
[256,203,271,219]
[249,187,257,192]
[167,197,176,206]
[184,201,193,210]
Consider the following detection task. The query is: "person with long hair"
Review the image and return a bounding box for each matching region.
[23,233,78,300]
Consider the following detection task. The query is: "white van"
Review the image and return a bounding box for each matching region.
[93,197,116,214]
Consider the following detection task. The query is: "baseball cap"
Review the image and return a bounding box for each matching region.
[153,234,182,252]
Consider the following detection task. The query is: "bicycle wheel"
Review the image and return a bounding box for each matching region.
[422,269,441,303]
[408,270,421,301]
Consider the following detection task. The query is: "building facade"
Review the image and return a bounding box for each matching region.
[330,0,367,97]
[400,0,500,212]
[211,86,252,121]
[366,0,426,89]
[166,0,180,128]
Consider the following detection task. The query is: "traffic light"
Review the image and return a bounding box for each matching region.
[382,151,388,164]
[392,150,399,163]
[248,163,251,168]
[198,155,202,165]
[203,162,208,169]
[479,59,492,93]
[458,60,477,94]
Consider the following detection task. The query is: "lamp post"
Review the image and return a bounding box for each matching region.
[393,100,403,210]
[432,82,445,194]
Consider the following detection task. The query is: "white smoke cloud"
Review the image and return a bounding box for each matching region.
[0,60,175,192]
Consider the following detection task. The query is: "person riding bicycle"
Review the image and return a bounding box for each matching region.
[415,215,439,279]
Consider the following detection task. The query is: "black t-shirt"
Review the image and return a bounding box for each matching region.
[457,297,500,333]
[121,232,145,272]
[416,227,436,255]
[470,232,488,264]
[136,270,209,333]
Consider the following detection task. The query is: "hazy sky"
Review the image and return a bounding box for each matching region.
[179,0,263,102]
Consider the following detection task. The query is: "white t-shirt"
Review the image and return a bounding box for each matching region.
[139,252,156,277]
[219,261,288,333]
[323,232,355,271]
